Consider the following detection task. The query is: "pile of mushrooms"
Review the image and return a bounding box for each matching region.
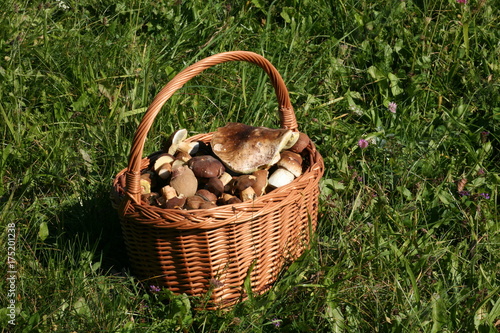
[139,123,310,210]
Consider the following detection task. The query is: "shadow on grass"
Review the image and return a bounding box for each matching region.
[53,184,131,275]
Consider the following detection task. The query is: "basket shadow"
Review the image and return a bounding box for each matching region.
[55,185,130,275]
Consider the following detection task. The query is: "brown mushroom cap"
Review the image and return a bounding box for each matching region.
[199,201,217,209]
[171,159,186,171]
[218,193,242,205]
[185,195,206,210]
[195,189,218,203]
[251,169,269,196]
[165,196,187,209]
[188,155,225,179]
[277,151,303,178]
[205,177,224,197]
[289,132,310,154]
[169,166,198,198]
[210,123,299,174]
[233,175,257,192]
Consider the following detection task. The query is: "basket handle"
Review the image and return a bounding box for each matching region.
[123,51,298,207]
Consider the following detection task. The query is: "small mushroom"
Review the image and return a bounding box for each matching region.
[169,166,198,198]
[174,150,192,163]
[268,168,295,189]
[205,177,224,197]
[165,195,186,209]
[140,178,151,194]
[240,187,256,202]
[157,163,172,180]
[218,193,242,205]
[233,175,257,193]
[219,172,233,187]
[199,201,217,209]
[177,141,200,155]
[141,192,159,205]
[153,154,175,173]
[185,195,206,210]
[195,189,218,204]
[251,170,269,196]
[277,151,303,178]
[289,132,310,154]
[141,171,157,189]
[161,185,177,200]
[227,196,242,205]
[162,129,188,155]
[188,155,225,179]
[210,123,300,174]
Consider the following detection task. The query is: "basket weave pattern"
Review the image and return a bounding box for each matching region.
[111,51,324,306]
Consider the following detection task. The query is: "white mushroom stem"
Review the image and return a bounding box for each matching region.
[219,172,233,186]
[161,185,177,200]
[177,141,199,155]
[166,129,188,155]
[240,187,256,202]
[157,163,172,180]
[268,168,295,188]
[153,154,174,172]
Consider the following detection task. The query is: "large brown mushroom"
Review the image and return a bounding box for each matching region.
[210,123,299,174]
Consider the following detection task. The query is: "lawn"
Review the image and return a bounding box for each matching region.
[0,0,499,332]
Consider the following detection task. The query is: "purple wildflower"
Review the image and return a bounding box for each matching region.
[456,0,467,3]
[388,102,397,113]
[481,131,489,143]
[271,318,281,328]
[358,139,369,149]
[459,191,470,197]
[477,168,486,175]
[479,193,490,199]
[150,285,161,293]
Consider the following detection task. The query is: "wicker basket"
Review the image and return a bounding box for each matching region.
[111,51,324,308]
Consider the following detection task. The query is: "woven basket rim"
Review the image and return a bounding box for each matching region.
[112,132,324,230]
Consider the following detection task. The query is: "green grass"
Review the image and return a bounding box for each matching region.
[1,0,499,332]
